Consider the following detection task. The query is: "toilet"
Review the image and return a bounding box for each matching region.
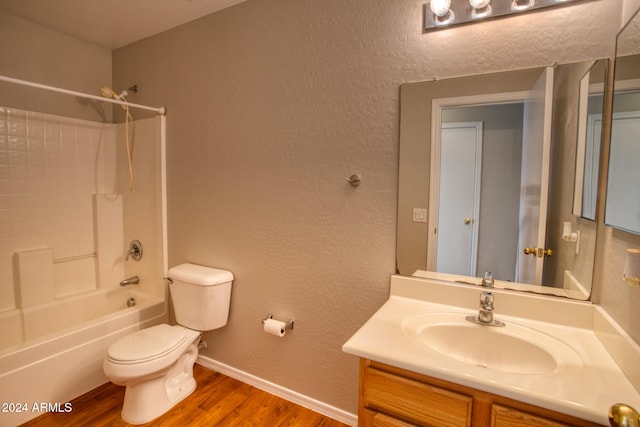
[103,263,233,425]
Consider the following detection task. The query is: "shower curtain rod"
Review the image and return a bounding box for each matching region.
[0,74,166,115]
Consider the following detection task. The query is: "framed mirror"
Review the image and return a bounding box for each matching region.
[398,61,601,300]
[606,10,640,235]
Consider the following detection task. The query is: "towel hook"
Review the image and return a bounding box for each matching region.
[345,174,361,187]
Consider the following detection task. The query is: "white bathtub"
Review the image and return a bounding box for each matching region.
[0,287,166,426]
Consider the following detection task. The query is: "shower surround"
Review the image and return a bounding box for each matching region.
[0,107,167,425]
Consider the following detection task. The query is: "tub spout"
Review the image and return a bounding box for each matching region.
[120,276,139,286]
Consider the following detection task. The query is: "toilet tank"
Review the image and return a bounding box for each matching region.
[167,263,234,331]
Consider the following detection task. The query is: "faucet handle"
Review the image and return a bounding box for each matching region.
[125,240,143,261]
[480,291,494,307]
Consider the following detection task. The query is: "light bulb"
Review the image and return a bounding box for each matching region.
[512,0,535,10]
[469,0,491,9]
[430,0,451,17]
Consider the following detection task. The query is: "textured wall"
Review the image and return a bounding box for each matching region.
[0,11,112,122]
[113,0,623,415]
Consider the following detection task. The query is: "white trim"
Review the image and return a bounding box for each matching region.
[573,73,591,217]
[582,113,603,220]
[196,355,358,426]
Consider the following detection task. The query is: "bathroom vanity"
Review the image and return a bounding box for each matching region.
[343,275,640,426]
[360,359,600,426]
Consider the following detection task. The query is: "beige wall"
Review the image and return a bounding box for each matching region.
[0,11,112,122]
[1,0,636,418]
[112,0,628,414]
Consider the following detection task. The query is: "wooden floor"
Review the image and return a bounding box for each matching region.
[22,364,349,427]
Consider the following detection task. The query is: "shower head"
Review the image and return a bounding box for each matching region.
[99,84,138,101]
[99,86,120,100]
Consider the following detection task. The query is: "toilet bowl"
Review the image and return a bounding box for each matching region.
[103,263,233,424]
[103,324,201,424]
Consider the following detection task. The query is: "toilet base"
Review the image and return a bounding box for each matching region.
[121,375,196,424]
[120,342,199,424]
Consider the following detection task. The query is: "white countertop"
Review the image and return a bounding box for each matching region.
[342,275,640,425]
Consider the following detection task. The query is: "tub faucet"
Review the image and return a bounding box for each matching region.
[466,291,505,327]
[120,276,139,286]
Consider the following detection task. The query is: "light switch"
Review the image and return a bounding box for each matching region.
[412,208,427,223]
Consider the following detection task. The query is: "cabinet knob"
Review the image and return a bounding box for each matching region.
[609,403,640,427]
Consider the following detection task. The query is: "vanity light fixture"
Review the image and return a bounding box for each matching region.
[430,0,455,25]
[469,0,492,18]
[623,248,640,287]
[424,0,583,31]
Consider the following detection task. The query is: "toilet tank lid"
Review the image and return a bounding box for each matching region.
[168,263,234,286]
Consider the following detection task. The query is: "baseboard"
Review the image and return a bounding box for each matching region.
[196,355,357,426]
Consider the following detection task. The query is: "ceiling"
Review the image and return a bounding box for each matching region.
[0,0,248,50]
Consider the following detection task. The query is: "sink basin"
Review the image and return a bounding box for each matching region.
[402,312,581,374]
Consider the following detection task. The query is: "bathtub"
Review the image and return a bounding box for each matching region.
[0,287,166,426]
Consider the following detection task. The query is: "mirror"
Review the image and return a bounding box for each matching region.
[398,62,602,300]
[606,9,640,235]
[573,60,607,221]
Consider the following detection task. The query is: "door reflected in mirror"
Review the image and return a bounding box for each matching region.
[398,63,599,300]
[573,59,607,221]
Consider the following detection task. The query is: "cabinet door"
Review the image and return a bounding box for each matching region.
[491,404,572,427]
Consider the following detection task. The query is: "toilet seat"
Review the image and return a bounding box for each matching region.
[107,324,190,365]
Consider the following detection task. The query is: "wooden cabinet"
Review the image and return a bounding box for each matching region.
[359,359,603,427]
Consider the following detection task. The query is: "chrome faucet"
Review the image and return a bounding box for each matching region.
[120,275,139,286]
[478,291,495,323]
[466,291,505,327]
[481,271,494,288]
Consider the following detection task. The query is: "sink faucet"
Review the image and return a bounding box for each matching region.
[481,271,494,288]
[466,291,505,327]
[120,275,139,286]
[478,291,495,323]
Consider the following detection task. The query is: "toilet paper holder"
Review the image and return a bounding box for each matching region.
[262,314,294,330]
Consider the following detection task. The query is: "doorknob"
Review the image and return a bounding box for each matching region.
[464,218,472,224]
[523,247,553,257]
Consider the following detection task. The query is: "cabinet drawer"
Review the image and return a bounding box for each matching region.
[491,404,572,427]
[363,367,473,427]
[362,408,419,427]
